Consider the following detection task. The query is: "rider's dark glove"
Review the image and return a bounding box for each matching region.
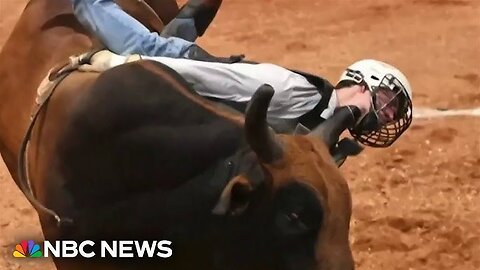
[187,45,244,63]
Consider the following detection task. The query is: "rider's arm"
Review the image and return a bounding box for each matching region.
[70,0,195,58]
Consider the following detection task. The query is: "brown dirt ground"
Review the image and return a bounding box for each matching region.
[1,0,479,269]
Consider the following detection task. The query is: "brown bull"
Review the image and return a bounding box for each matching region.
[0,1,356,269]
[115,0,179,33]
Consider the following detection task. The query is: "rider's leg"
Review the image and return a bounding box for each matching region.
[70,0,194,57]
[160,0,223,42]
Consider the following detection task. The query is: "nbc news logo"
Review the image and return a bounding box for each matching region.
[13,240,43,258]
[13,240,173,258]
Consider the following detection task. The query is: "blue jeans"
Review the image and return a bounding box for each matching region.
[70,0,195,57]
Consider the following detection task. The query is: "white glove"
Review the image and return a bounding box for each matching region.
[78,50,129,72]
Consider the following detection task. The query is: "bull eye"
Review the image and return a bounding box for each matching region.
[287,212,299,222]
[275,182,323,236]
[282,211,308,233]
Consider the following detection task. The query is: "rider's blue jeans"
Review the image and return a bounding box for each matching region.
[70,0,195,57]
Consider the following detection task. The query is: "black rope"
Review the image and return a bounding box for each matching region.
[17,71,74,227]
[15,49,103,227]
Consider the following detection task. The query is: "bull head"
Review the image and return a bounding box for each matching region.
[212,85,356,270]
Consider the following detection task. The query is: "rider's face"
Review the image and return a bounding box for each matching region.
[336,84,402,123]
[372,87,400,124]
[347,84,401,125]
[348,84,373,116]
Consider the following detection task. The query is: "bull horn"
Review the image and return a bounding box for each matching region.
[309,106,361,149]
[245,84,283,163]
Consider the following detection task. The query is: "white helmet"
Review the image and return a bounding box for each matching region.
[338,59,413,147]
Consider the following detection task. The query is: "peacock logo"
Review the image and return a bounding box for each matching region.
[13,240,43,258]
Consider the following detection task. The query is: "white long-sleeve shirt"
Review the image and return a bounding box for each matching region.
[98,53,337,122]
[70,0,336,125]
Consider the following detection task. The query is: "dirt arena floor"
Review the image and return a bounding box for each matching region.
[0,0,479,269]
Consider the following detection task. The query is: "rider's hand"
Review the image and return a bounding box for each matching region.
[78,50,128,72]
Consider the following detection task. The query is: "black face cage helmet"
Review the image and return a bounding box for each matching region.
[348,74,413,148]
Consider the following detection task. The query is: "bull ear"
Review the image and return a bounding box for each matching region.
[212,177,252,216]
